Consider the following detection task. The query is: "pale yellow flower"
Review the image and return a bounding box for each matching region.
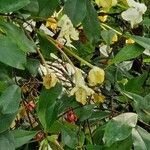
[112,34,118,44]
[98,15,108,22]
[46,17,57,30]
[88,67,105,86]
[96,0,117,11]
[43,73,58,89]
[70,69,94,105]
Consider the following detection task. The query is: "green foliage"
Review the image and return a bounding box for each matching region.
[0,0,150,149]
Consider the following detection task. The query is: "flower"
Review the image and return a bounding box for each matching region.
[43,73,58,89]
[70,69,94,105]
[125,38,135,44]
[88,67,105,86]
[121,0,147,28]
[57,14,79,48]
[46,17,57,30]
[93,93,105,103]
[95,0,117,11]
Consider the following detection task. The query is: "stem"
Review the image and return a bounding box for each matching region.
[37,31,94,68]
[101,23,122,35]
[36,48,49,74]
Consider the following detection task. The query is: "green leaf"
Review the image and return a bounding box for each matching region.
[101,30,115,45]
[25,58,40,76]
[64,0,87,25]
[131,35,150,50]
[0,131,15,150]
[125,73,147,94]
[132,126,150,150]
[75,104,95,121]
[85,145,104,150]
[37,0,59,18]
[37,84,62,131]
[103,113,138,146]
[38,33,57,59]
[105,136,133,150]
[82,0,100,43]
[11,130,37,148]
[0,21,36,53]
[0,0,30,13]
[0,34,26,69]
[112,44,144,64]
[0,85,21,133]
[124,92,150,123]
[89,111,110,121]
[61,126,78,148]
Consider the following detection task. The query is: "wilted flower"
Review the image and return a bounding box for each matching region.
[88,67,105,86]
[99,44,112,57]
[93,93,105,103]
[43,73,58,89]
[46,17,57,30]
[121,0,147,28]
[70,69,94,105]
[57,14,79,48]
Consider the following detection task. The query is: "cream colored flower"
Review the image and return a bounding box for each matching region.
[96,0,117,11]
[88,67,105,86]
[43,73,58,89]
[57,14,79,48]
[121,0,147,28]
[70,69,94,105]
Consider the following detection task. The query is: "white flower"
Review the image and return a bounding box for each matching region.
[70,69,94,105]
[57,14,79,48]
[121,0,147,28]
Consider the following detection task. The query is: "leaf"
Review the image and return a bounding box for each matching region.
[132,126,150,150]
[103,113,138,146]
[124,92,150,123]
[0,0,30,13]
[64,0,87,25]
[82,0,100,43]
[0,21,36,53]
[101,30,115,45]
[37,0,59,18]
[37,84,62,131]
[105,136,133,150]
[112,44,144,64]
[85,145,104,150]
[0,34,26,69]
[89,111,110,121]
[11,130,37,148]
[75,104,95,121]
[131,35,150,50]
[61,126,78,149]
[0,131,15,150]
[38,33,57,59]
[0,85,21,133]
[25,58,40,76]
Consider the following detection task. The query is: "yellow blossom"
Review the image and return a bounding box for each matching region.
[93,93,105,103]
[125,38,135,44]
[46,17,57,30]
[70,69,94,105]
[98,15,108,22]
[112,34,118,44]
[43,73,58,89]
[88,67,105,86]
